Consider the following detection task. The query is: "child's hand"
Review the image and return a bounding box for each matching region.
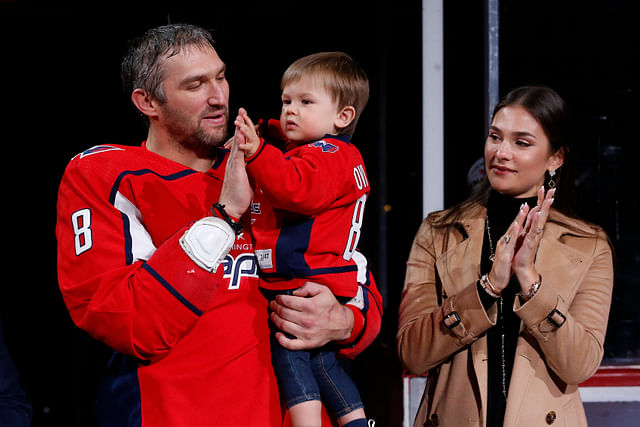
[233,108,261,158]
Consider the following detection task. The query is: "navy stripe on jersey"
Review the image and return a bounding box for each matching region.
[261,264,359,281]
[275,218,312,277]
[110,169,197,267]
[108,168,207,319]
[108,169,198,205]
[211,147,228,170]
[141,264,203,316]
[306,265,360,276]
[121,212,134,266]
[322,133,350,143]
[267,217,363,279]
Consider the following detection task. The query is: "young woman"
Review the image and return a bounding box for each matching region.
[397,86,614,427]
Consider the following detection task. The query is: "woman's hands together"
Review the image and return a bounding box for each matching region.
[488,187,556,294]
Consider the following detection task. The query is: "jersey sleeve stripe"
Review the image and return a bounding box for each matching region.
[141,263,203,316]
[260,264,360,280]
[121,212,134,266]
[107,169,196,265]
[115,192,157,265]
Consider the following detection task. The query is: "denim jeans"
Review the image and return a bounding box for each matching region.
[270,334,364,418]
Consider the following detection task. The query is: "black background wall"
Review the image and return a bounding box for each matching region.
[1,1,638,426]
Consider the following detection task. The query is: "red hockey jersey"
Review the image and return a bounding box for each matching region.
[247,134,370,298]
[56,143,381,426]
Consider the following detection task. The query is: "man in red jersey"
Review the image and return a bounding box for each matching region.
[55,24,381,427]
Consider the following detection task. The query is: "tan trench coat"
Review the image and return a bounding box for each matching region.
[397,204,614,427]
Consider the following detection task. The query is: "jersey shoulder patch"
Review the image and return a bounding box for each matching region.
[78,145,125,158]
[308,140,339,153]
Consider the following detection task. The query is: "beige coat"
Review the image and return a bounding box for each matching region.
[397,204,614,427]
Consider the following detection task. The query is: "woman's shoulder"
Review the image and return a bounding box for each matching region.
[547,209,612,252]
[412,202,485,249]
[425,201,485,225]
[548,209,605,235]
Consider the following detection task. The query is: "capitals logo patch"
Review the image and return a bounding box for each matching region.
[79,145,124,158]
[309,140,339,153]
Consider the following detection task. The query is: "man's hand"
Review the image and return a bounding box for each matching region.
[270,282,354,350]
[218,128,253,219]
[234,108,262,158]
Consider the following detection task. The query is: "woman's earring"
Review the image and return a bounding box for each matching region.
[548,169,556,189]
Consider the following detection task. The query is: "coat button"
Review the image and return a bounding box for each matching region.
[546,410,557,424]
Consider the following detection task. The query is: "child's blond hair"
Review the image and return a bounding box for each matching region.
[281,51,369,137]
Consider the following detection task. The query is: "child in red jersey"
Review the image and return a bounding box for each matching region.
[234,52,374,427]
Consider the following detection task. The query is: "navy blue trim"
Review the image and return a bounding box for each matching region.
[363,271,383,321]
[323,133,351,143]
[245,139,268,166]
[108,168,198,205]
[211,147,227,170]
[306,265,360,276]
[121,212,133,266]
[108,168,199,266]
[274,218,313,277]
[141,264,203,316]
[260,265,359,281]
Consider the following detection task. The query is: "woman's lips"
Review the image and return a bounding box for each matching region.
[491,164,515,174]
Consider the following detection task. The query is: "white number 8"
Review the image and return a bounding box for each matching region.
[343,194,367,260]
[72,209,93,256]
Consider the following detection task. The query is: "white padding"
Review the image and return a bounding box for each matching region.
[179,217,235,273]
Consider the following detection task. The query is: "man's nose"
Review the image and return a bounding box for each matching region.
[207,81,227,105]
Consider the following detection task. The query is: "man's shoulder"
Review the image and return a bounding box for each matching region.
[69,143,143,164]
[62,143,164,187]
[63,144,144,171]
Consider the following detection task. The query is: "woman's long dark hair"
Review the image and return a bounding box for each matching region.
[433,85,578,228]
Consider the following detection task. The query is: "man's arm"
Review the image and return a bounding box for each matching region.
[56,140,252,360]
[270,270,383,358]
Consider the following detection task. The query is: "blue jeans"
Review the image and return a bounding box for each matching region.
[270,333,364,418]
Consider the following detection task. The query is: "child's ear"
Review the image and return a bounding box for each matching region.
[335,106,356,130]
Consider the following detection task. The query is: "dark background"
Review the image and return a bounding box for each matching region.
[1,1,638,426]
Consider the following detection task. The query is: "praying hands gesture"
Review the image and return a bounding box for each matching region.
[487,186,556,296]
[218,124,254,219]
[233,108,261,158]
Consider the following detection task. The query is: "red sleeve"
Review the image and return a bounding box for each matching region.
[55,156,219,361]
[246,142,350,215]
[336,270,383,359]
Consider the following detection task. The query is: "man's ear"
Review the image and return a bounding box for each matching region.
[131,89,158,119]
[335,106,356,131]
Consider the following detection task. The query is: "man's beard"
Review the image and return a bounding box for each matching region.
[182,121,228,158]
[163,104,229,158]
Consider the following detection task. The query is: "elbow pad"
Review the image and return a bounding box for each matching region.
[179,217,235,273]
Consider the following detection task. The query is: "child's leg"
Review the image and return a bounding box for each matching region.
[338,408,367,426]
[288,399,323,427]
[270,334,323,425]
[311,351,367,425]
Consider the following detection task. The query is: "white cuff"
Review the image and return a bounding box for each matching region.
[179,217,235,273]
